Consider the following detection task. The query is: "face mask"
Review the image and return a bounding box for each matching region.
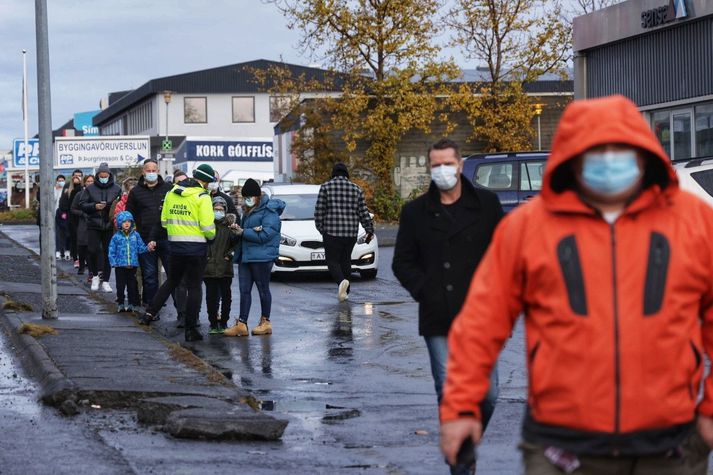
[214,211,225,220]
[244,197,256,208]
[145,172,158,183]
[431,165,459,191]
[98,177,109,185]
[208,182,219,191]
[581,150,641,196]
[56,181,65,188]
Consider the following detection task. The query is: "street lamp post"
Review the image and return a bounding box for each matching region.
[162,90,173,177]
[22,49,30,209]
[533,103,545,151]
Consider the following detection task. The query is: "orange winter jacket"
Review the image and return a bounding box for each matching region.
[441,95,713,455]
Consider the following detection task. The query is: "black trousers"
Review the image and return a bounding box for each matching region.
[69,216,79,260]
[147,254,206,330]
[115,267,139,306]
[204,277,232,327]
[77,244,88,272]
[323,234,356,284]
[87,228,113,282]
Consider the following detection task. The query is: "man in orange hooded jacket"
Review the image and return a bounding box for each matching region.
[440,95,713,474]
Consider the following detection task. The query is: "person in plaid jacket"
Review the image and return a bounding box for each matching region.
[314,163,374,302]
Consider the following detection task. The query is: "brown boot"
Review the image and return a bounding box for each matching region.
[223,320,248,337]
[251,316,272,335]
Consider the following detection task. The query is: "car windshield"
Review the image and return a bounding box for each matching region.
[691,169,713,197]
[274,193,318,220]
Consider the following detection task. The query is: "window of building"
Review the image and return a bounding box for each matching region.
[696,104,713,157]
[232,96,255,123]
[184,97,207,124]
[127,100,153,134]
[652,111,671,158]
[270,95,292,122]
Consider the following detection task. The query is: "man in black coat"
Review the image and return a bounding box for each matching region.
[78,162,121,292]
[392,138,504,475]
[126,158,173,306]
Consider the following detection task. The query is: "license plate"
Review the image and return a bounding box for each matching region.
[311,252,325,260]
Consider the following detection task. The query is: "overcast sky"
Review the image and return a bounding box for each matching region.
[0,0,584,150]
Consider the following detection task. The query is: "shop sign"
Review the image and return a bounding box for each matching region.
[641,0,687,29]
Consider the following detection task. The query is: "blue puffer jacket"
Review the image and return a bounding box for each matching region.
[238,194,285,263]
[109,211,149,268]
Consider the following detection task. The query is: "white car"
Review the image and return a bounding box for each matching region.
[674,158,713,208]
[263,183,379,278]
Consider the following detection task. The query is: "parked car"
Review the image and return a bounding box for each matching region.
[462,152,549,212]
[262,183,379,278]
[674,157,713,208]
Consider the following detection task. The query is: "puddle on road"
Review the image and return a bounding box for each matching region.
[0,332,41,418]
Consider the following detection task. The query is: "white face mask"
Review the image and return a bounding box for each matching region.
[207,182,219,191]
[244,197,256,208]
[431,165,459,191]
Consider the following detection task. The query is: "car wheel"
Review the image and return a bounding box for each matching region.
[359,269,377,280]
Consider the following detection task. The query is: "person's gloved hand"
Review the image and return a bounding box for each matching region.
[253,225,263,232]
[60,212,67,220]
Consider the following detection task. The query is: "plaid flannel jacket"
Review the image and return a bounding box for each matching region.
[314,176,374,238]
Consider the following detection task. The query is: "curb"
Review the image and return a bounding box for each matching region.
[0,299,76,406]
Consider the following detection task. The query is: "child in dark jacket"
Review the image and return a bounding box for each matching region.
[204,196,241,334]
[109,211,150,313]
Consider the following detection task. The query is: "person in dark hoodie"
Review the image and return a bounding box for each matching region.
[139,164,216,342]
[78,162,121,293]
[70,174,94,277]
[58,169,84,268]
[224,178,285,337]
[203,196,241,334]
[126,158,173,306]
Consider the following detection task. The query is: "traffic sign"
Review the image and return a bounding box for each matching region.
[162,139,173,151]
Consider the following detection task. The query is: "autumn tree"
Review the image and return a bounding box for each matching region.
[262,0,459,219]
[446,0,571,152]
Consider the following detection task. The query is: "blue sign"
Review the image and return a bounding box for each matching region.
[73,110,101,136]
[12,139,40,168]
[176,140,273,163]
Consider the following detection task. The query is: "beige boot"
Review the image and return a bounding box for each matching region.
[251,316,272,335]
[223,320,248,337]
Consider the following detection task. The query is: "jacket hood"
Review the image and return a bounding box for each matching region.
[116,210,135,230]
[250,194,285,216]
[542,95,677,207]
[171,178,206,197]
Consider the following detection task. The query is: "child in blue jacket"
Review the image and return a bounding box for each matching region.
[109,211,150,312]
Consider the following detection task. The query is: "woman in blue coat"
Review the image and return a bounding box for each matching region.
[224,179,285,337]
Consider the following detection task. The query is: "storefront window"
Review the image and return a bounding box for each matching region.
[652,111,671,158]
[673,112,692,160]
[695,104,713,157]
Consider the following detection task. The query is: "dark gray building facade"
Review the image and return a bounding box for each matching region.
[574,0,713,160]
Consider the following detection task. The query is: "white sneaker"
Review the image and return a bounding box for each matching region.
[101,281,113,293]
[55,251,61,259]
[338,279,350,302]
[64,251,71,260]
[90,276,100,291]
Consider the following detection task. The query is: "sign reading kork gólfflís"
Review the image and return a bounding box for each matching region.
[55,136,150,168]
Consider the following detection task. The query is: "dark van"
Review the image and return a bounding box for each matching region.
[462,152,549,212]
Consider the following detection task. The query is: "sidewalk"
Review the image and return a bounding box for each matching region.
[0,229,287,441]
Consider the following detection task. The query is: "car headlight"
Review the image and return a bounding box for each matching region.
[357,233,367,244]
[280,234,297,246]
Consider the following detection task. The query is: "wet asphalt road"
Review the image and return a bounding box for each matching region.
[0,224,525,473]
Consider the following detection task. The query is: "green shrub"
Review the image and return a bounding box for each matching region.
[0,209,37,223]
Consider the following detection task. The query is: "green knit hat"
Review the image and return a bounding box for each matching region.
[193,163,216,183]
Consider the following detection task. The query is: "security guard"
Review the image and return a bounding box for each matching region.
[139,163,216,342]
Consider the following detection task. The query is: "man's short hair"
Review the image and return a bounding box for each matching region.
[428,138,461,160]
[143,158,158,166]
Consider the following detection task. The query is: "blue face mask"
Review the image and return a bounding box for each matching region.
[581,150,641,196]
[145,172,158,183]
[98,177,109,185]
[214,211,225,220]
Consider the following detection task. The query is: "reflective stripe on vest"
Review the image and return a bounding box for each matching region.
[165,218,200,227]
[168,235,207,243]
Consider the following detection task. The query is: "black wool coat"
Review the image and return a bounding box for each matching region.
[392,178,504,336]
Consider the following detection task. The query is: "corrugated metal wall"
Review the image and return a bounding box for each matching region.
[586,16,713,106]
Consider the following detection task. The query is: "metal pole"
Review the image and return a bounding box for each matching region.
[537,115,542,151]
[22,50,30,209]
[164,100,170,177]
[35,0,58,319]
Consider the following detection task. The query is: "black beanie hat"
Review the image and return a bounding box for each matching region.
[241,178,261,197]
[331,162,349,178]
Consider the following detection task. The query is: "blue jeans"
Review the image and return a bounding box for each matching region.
[238,262,273,323]
[138,239,171,305]
[425,336,499,474]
